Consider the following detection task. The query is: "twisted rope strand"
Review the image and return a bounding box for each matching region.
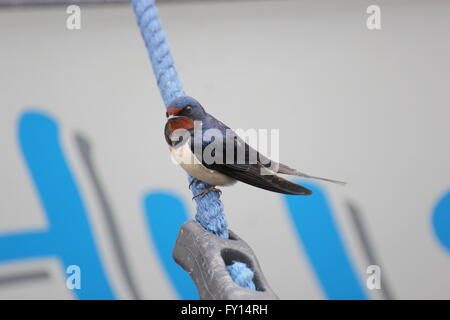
[131,0,255,291]
[133,0,184,105]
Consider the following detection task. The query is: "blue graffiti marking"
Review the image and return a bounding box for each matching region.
[143,192,199,299]
[432,190,450,252]
[284,182,368,299]
[0,111,116,299]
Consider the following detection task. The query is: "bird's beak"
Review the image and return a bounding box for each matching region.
[167,107,182,120]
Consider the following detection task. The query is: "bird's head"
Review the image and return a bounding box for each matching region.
[165,96,206,131]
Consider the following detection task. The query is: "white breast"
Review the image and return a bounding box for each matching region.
[169,139,236,186]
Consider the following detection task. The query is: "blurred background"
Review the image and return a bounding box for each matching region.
[1,0,450,299]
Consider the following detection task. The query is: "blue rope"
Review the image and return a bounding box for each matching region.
[227,262,256,290]
[131,0,255,291]
[132,0,184,105]
[188,176,229,238]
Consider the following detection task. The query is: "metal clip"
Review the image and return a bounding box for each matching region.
[173,220,279,300]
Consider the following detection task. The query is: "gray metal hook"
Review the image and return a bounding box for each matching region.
[173,220,279,300]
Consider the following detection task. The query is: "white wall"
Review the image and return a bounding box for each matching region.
[1,0,449,299]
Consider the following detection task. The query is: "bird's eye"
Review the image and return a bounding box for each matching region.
[165,111,169,118]
[185,105,193,114]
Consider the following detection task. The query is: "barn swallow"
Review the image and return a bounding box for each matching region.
[164,96,345,197]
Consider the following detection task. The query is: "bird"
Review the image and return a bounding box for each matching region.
[164,96,345,198]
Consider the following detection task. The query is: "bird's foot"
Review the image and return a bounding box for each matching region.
[192,186,222,199]
[189,177,199,190]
